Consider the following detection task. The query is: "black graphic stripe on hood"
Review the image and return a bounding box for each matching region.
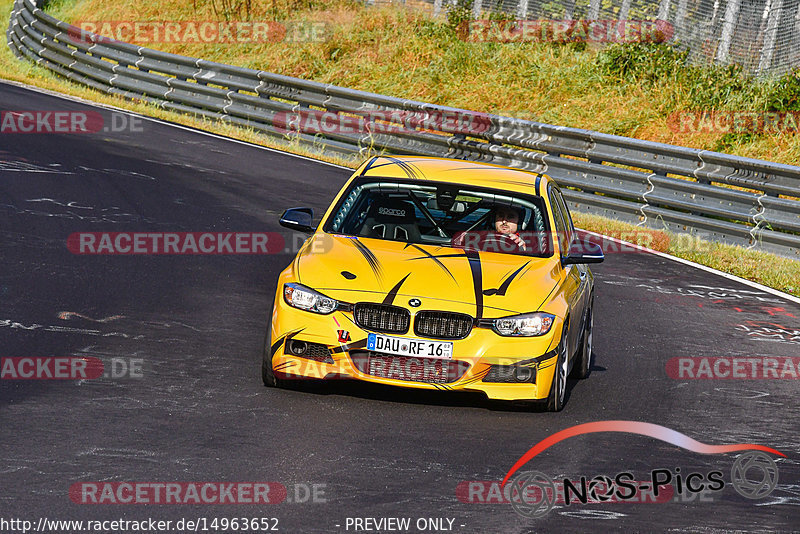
[347,243,481,316]
[465,248,484,319]
[483,261,530,297]
[405,244,457,283]
[350,238,383,282]
[382,274,411,305]
[401,248,482,315]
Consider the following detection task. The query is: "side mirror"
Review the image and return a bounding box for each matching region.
[279,207,314,234]
[561,240,604,266]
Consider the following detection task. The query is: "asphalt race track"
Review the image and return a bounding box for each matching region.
[1,80,799,533]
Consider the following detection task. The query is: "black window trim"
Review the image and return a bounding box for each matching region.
[547,183,572,258]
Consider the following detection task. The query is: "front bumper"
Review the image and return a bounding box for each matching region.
[269,293,562,402]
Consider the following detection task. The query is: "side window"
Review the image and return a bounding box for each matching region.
[553,189,575,245]
[548,187,569,255]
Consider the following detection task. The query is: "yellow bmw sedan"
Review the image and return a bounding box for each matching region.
[263,156,603,411]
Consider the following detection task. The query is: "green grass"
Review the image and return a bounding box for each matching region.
[2,0,798,296]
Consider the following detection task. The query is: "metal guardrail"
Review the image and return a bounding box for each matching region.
[7,0,800,257]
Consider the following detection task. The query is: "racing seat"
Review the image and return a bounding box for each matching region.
[359,198,421,242]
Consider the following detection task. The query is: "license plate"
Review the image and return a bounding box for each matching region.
[367,333,453,359]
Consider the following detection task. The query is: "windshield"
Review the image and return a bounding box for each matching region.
[323,177,553,257]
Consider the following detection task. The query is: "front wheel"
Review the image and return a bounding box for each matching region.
[545,328,569,412]
[571,297,593,379]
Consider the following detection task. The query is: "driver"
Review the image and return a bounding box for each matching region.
[493,205,526,251]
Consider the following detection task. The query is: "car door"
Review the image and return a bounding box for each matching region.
[549,186,585,359]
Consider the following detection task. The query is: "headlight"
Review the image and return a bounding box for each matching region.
[283,283,338,314]
[493,312,555,337]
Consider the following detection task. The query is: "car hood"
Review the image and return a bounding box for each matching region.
[295,234,561,318]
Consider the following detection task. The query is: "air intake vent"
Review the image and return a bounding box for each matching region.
[414,311,473,339]
[353,303,410,334]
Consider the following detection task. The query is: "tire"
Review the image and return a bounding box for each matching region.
[571,297,593,380]
[545,327,569,412]
[261,327,281,388]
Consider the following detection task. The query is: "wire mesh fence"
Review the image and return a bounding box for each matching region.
[365,0,800,78]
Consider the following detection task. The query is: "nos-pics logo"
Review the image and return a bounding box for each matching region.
[502,421,783,518]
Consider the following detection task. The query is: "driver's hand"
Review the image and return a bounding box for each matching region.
[509,233,526,251]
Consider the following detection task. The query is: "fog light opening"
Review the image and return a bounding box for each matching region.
[289,340,308,355]
[513,366,534,382]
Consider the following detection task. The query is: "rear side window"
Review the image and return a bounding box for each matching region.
[548,187,569,255]
[554,189,575,237]
[552,189,574,246]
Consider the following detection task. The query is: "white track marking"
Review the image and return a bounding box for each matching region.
[580,229,800,305]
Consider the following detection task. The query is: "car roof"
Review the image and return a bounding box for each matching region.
[357,156,554,197]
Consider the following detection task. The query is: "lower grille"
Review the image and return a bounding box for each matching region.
[286,339,334,364]
[354,303,410,334]
[414,311,473,339]
[305,343,334,363]
[350,351,469,384]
